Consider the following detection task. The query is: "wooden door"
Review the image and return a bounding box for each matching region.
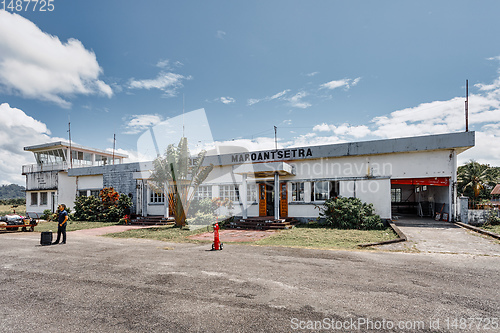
[168,193,175,217]
[259,183,266,217]
[280,182,288,218]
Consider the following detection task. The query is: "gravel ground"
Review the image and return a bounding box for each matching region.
[1,231,499,332]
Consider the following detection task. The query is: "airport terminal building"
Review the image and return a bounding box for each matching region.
[23,131,475,222]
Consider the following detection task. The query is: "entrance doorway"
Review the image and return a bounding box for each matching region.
[258,182,288,218]
[391,177,449,219]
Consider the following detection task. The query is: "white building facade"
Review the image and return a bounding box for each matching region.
[23,142,127,214]
[23,132,474,222]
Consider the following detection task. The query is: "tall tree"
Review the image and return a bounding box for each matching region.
[148,137,213,227]
[457,160,497,208]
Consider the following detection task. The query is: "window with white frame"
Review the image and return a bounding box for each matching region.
[78,190,87,197]
[150,190,165,203]
[247,184,257,202]
[40,192,48,206]
[194,185,212,200]
[311,181,339,201]
[220,185,239,202]
[291,182,305,202]
[90,190,100,197]
[391,188,402,202]
[31,192,38,206]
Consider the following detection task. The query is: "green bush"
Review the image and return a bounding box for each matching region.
[186,212,215,226]
[73,191,131,222]
[317,196,384,230]
[41,209,52,220]
[189,198,217,216]
[486,210,500,226]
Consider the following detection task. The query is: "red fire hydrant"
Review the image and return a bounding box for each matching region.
[212,222,223,251]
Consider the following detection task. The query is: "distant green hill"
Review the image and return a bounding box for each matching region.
[0,184,25,200]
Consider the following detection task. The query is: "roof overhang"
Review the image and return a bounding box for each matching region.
[233,162,295,178]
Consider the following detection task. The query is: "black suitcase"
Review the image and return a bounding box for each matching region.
[40,231,52,246]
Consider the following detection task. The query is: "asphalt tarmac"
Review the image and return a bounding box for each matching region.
[1,229,499,332]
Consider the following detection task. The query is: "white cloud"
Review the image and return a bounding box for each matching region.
[320,77,361,90]
[128,72,190,97]
[156,59,183,70]
[286,91,311,109]
[216,30,226,39]
[247,89,290,106]
[156,59,170,69]
[247,98,260,106]
[306,72,319,77]
[219,97,235,104]
[271,89,290,100]
[0,103,64,185]
[123,114,164,134]
[0,11,112,108]
[313,122,370,138]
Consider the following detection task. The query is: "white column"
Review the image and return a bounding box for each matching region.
[241,174,248,219]
[274,172,280,220]
[450,150,457,221]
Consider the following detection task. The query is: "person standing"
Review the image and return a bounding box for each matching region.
[53,204,68,245]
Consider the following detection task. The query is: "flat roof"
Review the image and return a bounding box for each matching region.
[204,131,475,166]
[24,141,128,158]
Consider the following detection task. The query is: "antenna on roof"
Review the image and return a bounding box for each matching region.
[112,133,116,165]
[465,79,469,132]
[68,115,72,168]
[274,126,278,151]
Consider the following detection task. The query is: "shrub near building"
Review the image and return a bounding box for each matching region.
[74,187,132,222]
[317,197,384,230]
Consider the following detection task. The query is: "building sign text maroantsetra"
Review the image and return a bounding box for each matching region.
[231,148,313,163]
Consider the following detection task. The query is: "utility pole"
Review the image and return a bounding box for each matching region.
[68,116,72,168]
[274,126,277,151]
[465,79,469,132]
[112,133,116,165]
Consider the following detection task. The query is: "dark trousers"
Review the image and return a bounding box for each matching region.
[54,224,66,243]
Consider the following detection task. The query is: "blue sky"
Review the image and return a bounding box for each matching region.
[2,1,500,185]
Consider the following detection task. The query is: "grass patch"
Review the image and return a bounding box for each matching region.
[253,226,397,250]
[35,220,118,233]
[108,224,398,249]
[482,224,500,235]
[106,224,209,243]
[0,204,26,216]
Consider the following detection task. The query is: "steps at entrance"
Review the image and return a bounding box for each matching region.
[130,215,175,226]
[229,217,299,230]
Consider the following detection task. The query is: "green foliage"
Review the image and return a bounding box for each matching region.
[0,184,25,200]
[42,209,52,220]
[0,198,26,205]
[73,189,129,222]
[485,210,500,226]
[458,161,500,208]
[74,195,101,221]
[317,196,384,230]
[149,137,214,227]
[189,198,217,216]
[186,212,215,227]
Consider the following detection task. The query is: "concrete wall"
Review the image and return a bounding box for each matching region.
[468,209,500,226]
[26,171,58,191]
[57,172,77,211]
[77,175,103,191]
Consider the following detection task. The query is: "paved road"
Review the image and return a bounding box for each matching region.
[1,231,499,332]
[380,216,500,256]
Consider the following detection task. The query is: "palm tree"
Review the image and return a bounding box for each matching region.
[457,160,492,208]
[148,137,213,227]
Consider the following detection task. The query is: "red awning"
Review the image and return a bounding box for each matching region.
[391,177,450,186]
